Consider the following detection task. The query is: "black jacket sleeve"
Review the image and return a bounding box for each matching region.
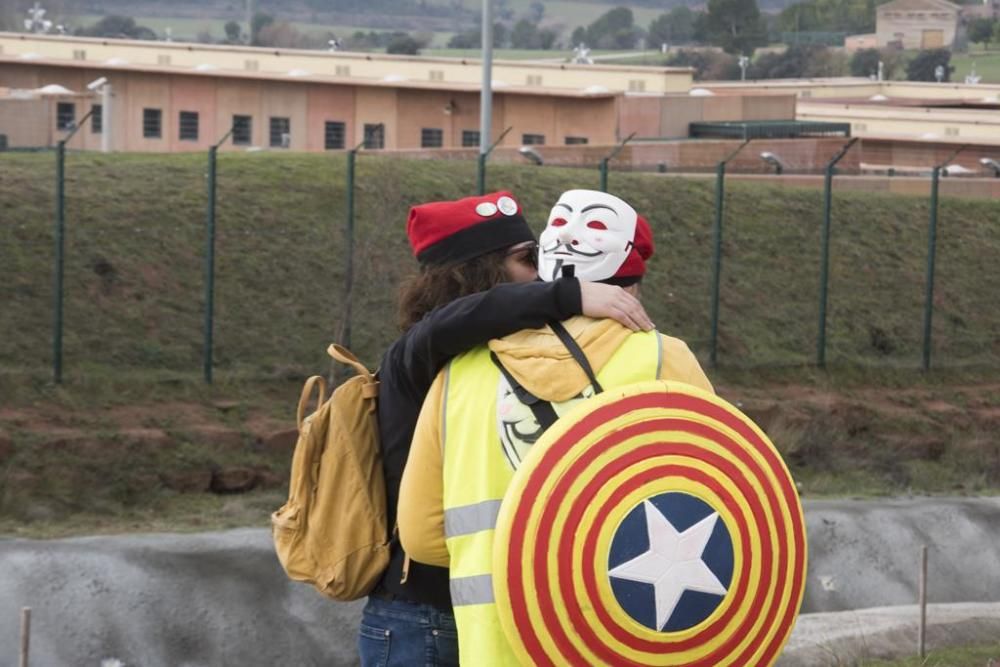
[384,277,581,396]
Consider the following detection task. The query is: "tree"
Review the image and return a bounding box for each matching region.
[510,19,541,48]
[967,18,996,48]
[706,0,768,55]
[648,7,699,47]
[570,26,586,46]
[668,49,741,80]
[906,48,953,82]
[528,1,546,23]
[750,44,844,78]
[849,47,881,77]
[387,34,423,55]
[584,7,642,49]
[251,12,275,46]
[224,20,243,44]
[76,15,157,40]
[777,0,886,35]
[447,30,479,48]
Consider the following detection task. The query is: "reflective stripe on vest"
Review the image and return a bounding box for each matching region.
[441,328,662,665]
[445,500,502,538]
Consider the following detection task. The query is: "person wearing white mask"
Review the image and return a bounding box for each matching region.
[398,190,713,665]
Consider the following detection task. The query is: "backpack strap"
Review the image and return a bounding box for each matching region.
[328,344,379,400]
[490,352,559,431]
[548,321,604,395]
[296,375,327,431]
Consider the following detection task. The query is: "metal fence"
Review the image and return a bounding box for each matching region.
[1,144,998,385]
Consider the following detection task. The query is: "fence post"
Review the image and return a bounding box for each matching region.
[476,126,513,196]
[53,139,66,385]
[922,145,965,372]
[343,140,364,351]
[918,545,928,658]
[816,137,858,368]
[51,109,93,384]
[598,132,636,193]
[708,139,752,368]
[202,127,234,383]
[20,607,30,667]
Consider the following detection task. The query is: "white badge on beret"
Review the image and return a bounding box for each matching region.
[497,196,518,216]
[475,202,499,217]
[537,189,637,282]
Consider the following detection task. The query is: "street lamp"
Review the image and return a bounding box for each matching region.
[760,151,785,175]
[979,157,1000,177]
[518,146,543,165]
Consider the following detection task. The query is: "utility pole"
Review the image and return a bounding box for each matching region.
[480,0,494,165]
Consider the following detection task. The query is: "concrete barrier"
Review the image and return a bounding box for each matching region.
[1,497,998,666]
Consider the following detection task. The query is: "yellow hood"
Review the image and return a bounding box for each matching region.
[488,315,632,402]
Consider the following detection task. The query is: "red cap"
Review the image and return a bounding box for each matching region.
[407,191,535,266]
[612,215,654,281]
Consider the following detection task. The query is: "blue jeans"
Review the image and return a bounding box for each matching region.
[358,596,458,667]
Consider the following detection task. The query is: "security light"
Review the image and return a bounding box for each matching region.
[86,77,108,91]
[760,151,785,175]
[979,157,1000,178]
[519,146,544,165]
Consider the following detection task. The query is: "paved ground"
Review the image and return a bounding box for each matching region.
[1,497,998,665]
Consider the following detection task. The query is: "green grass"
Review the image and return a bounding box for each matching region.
[951,49,1000,84]
[2,151,998,377]
[2,152,1000,534]
[864,641,1000,666]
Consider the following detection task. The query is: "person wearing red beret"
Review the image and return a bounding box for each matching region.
[397,190,714,666]
[358,191,654,666]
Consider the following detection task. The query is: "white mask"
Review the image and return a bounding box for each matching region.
[537,190,637,283]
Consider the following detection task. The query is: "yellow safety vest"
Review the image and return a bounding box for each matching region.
[441,329,663,666]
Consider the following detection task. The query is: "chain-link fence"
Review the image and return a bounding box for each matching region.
[2,148,998,385]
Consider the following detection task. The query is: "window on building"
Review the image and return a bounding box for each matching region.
[91,104,102,134]
[522,133,545,146]
[421,128,444,148]
[335,65,351,76]
[461,130,480,147]
[142,108,162,139]
[526,74,543,86]
[269,116,290,148]
[179,111,199,141]
[56,102,75,130]
[628,79,647,92]
[324,121,346,150]
[72,49,86,60]
[232,115,252,145]
[429,70,444,81]
[364,123,385,149]
[565,136,588,145]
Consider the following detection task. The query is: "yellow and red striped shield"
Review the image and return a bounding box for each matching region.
[493,381,807,666]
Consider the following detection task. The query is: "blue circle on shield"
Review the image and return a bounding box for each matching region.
[607,492,734,632]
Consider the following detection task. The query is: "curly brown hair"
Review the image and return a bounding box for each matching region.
[396,247,509,332]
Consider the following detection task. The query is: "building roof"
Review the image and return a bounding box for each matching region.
[0,53,621,99]
[876,0,960,13]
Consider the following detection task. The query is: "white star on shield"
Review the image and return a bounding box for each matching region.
[608,500,728,631]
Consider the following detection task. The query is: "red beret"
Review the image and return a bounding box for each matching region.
[407,191,535,266]
[612,214,654,280]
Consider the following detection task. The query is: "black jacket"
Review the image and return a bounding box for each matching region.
[374,278,581,609]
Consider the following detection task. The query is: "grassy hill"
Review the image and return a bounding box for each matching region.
[1,152,999,535]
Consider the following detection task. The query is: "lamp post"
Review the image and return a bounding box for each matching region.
[52,107,94,384]
[202,126,234,384]
[599,132,636,192]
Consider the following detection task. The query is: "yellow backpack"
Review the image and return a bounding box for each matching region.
[271,344,390,601]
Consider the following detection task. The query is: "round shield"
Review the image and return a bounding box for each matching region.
[492,380,807,667]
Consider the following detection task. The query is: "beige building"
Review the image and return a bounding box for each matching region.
[0,33,800,152]
[704,78,1000,145]
[875,0,961,49]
